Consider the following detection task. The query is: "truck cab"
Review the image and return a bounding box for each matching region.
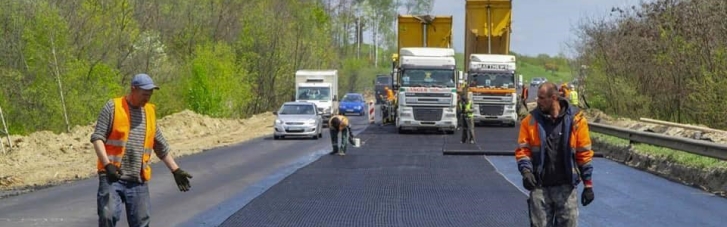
[467,54,517,126]
[394,47,458,134]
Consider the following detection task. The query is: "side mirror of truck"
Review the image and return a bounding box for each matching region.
[333,95,338,101]
[393,82,400,90]
[273,111,277,115]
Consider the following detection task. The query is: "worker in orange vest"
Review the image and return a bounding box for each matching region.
[520,85,529,111]
[90,73,192,227]
[559,83,570,98]
[516,82,595,226]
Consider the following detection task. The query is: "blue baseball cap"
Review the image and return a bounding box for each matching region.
[131,73,159,90]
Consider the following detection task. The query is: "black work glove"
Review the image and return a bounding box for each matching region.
[104,163,122,183]
[172,168,193,192]
[521,169,537,191]
[581,187,594,206]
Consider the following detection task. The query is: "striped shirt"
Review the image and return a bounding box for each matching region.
[90,99,171,182]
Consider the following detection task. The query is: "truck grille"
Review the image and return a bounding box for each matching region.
[479,105,504,116]
[413,108,443,121]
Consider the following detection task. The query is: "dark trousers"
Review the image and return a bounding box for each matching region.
[330,126,353,154]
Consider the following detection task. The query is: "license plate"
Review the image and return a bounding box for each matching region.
[288,127,303,131]
[346,109,354,112]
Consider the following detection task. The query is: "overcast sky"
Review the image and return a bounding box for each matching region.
[387,0,646,57]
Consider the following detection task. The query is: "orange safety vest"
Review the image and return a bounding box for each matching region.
[515,106,594,187]
[96,97,156,182]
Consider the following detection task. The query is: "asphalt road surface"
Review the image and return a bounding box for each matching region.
[0,116,371,227]
[1,113,726,227]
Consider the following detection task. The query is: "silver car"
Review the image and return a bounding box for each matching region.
[273,102,323,140]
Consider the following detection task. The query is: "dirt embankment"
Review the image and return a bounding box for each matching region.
[0,110,275,195]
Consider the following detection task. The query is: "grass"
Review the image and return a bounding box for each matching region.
[516,60,572,84]
[591,132,727,169]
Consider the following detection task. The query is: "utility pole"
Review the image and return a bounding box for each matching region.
[374,18,378,68]
[356,16,361,59]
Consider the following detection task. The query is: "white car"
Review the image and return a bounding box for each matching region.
[273,102,323,140]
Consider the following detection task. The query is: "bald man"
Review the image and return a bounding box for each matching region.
[515,82,595,227]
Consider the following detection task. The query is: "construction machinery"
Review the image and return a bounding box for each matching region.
[390,15,458,134]
[463,0,517,127]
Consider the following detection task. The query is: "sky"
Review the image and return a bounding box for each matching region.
[366,0,647,57]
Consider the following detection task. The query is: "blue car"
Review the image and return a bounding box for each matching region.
[338,93,366,116]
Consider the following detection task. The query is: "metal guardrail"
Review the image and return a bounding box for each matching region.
[588,122,727,161]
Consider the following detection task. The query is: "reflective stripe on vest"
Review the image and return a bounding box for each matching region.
[96,97,156,182]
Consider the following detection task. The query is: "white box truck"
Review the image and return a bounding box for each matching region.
[295,70,338,126]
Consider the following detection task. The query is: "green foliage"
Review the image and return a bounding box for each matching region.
[0,0,399,135]
[183,42,250,118]
[573,0,727,128]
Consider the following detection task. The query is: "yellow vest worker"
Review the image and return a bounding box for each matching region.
[569,90,579,105]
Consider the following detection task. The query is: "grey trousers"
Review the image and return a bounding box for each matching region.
[528,184,578,227]
[460,117,475,143]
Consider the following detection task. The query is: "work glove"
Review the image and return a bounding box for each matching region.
[521,169,537,191]
[172,168,193,192]
[581,187,594,206]
[104,163,122,183]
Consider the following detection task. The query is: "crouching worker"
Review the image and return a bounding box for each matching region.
[329,114,355,156]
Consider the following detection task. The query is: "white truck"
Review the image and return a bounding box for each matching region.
[466,54,518,127]
[295,70,338,126]
[394,47,458,134]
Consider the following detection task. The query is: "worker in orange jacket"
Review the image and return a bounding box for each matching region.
[90,73,192,227]
[558,82,570,98]
[515,82,594,227]
[520,85,529,112]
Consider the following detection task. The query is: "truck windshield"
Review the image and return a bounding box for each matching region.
[376,77,391,85]
[297,87,331,101]
[400,69,455,88]
[469,73,515,88]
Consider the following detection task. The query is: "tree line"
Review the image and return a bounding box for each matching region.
[0,0,433,135]
[571,0,727,129]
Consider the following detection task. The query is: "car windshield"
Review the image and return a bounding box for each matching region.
[400,69,455,88]
[342,95,362,102]
[469,73,515,88]
[297,87,330,101]
[279,104,316,115]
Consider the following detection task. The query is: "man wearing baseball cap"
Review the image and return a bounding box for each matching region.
[90,73,192,227]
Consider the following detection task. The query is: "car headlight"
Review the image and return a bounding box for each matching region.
[275,119,283,124]
[306,119,317,125]
[354,106,361,109]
